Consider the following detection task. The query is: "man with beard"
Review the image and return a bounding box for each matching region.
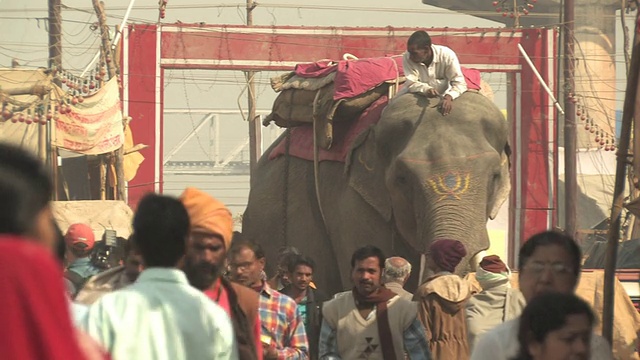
[229,240,309,359]
[281,255,328,360]
[180,187,262,360]
[319,245,431,360]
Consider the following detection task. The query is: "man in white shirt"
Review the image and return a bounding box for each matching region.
[400,30,467,116]
[83,194,238,360]
[470,231,613,360]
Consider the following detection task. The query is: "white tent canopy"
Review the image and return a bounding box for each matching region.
[52,200,133,240]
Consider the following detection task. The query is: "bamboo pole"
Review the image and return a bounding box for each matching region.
[92,0,126,201]
[602,8,640,345]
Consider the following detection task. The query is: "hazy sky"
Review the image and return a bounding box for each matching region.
[0,0,501,70]
[0,0,508,160]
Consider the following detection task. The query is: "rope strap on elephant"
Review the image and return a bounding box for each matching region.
[281,129,291,247]
[312,89,331,240]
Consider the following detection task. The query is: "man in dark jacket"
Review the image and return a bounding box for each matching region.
[180,187,262,360]
[281,255,327,360]
[415,238,471,359]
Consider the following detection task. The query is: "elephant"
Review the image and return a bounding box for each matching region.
[242,91,511,296]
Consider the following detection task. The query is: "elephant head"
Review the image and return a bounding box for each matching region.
[347,92,510,273]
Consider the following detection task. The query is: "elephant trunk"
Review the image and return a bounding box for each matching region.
[417,197,491,274]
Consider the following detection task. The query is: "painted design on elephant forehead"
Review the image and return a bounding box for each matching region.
[426,171,471,201]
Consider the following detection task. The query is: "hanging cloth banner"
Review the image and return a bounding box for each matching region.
[52,78,124,155]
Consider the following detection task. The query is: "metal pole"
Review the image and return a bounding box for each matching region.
[212,115,220,164]
[517,44,564,115]
[246,0,261,178]
[602,6,640,346]
[563,0,577,237]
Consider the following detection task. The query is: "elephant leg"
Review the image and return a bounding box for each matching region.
[243,157,341,294]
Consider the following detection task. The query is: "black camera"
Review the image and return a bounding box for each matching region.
[90,230,126,270]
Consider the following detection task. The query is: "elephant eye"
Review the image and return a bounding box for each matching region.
[396,175,407,185]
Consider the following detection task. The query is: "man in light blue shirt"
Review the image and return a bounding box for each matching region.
[82,194,238,360]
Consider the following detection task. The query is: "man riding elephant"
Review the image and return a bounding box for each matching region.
[399,30,468,115]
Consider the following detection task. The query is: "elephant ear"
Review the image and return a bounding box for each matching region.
[488,145,511,220]
[345,128,393,222]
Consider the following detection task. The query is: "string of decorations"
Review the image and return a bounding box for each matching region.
[159,0,168,19]
[491,0,537,18]
[568,92,617,152]
[0,58,111,126]
[2,97,57,126]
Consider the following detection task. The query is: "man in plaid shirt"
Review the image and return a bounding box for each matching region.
[229,240,309,360]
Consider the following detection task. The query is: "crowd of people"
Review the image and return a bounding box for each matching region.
[0,27,620,360]
[0,141,619,360]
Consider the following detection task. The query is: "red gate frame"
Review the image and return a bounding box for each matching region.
[123,24,557,259]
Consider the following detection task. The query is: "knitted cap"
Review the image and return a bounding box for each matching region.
[429,239,467,273]
[480,255,508,274]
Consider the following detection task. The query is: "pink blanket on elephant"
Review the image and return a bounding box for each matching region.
[269,95,388,163]
[294,58,480,98]
[295,57,402,100]
[268,63,482,163]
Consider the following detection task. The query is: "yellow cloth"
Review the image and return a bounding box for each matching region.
[179,187,233,249]
[123,123,144,182]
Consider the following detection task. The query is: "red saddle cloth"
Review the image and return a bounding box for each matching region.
[269,95,388,163]
[270,61,481,164]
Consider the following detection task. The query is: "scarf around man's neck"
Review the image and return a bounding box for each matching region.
[352,286,398,360]
[476,266,511,290]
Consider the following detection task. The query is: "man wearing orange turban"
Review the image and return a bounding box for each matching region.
[180,187,262,360]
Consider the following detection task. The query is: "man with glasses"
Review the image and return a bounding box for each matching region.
[470,231,613,360]
[228,240,309,359]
